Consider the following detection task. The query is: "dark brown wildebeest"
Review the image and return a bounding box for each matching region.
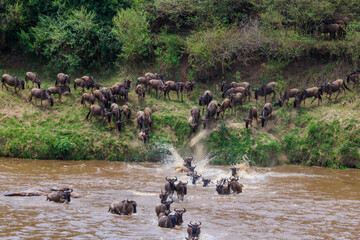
[229,177,243,194]
[81,76,98,91]
[145,72,164,81]
[47,188,73,203]
[73,78,87,93]
[93,90,107,105]
[144,107,153,128]
[244,107,258,128]
[25,72,41,88]
[187,171,201,185]
[293,87,323,107]
[165,176,177,198]
[158,208,186,228]
[135,84,146,99]
[230,92,243,116]
[202,178,211,187]
[164,80,182,101]
[199,90,213,113]
[216,179,231,195]
[47,85,71,102]
[136,111,145,130]
[189,107,201,133]
[184,81,196,98]
[175,181,188,201]
[202,100,219,129]
[100,87,116,107]
[253,82,277,103]
[138,128,149,143]
[155,199,173,217]
[221,81,251,101]
[347,70,360,90]
[187,221,201,240]
[230,167,238,177]
[222,87,246,99]
[110,103,123,131]
[183,157,193,169]
[4,187,83,198]
[159,190,168,203]
[316,19,345,39]
[55,73,70,86]
[323,79,351,101]
[108,200,137,215]
[218,99,231,118]
[85,105,111,125]
[114,79,132,89]
[122,105,132,121]
[110,84,129,100]
[81,93,95,107]
[148,79,165,97]
[278,88,300,107]
[1,74,25,92]
[28,89,54,107]
[259,103,272,127]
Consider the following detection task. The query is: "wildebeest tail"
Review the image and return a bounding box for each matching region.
[347,75,350,83]
[343,80,351,92]
[86,109,91,119]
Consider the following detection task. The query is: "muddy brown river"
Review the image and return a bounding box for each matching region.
[1,151,360,239]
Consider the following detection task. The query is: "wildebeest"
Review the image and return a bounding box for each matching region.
[108,199,137,215]
[4,187,83,198]
[278,88,300,107]
[165,176,177,198]
[216,179,231,195]
[82,76,100,91]
[86,105,111,125]
[100,87,116,107]
[218,99,232,118]
[155,199,173,217]
[144,107,153,128]
[110,103,123,131]
[189,107,201,133]
[135,84,146,99]
[136,111,145,130]
[253,82,277,103]
[187,221,201,240]
[94,90,107,105]
[55,73,70,86]
[28,89,54,107]
[323,79,351,101]
[184,81,196,98]
[230,167,238,177]
[47,85,71,101]
[186,165,196,174]
[114,79,132,90]
[229,177,243,194]
[315,19,345,39]
[148,79,165,97]
[244,106,258,128]
[122,105,132,121]
[81,93,95,107]
[1,74,25,92]
[183,157,193,169]
[138,128,149,143]
[145,72,164,81]
[175,181,188,201]
[25,72,41,88]
[222,86,247,100]
[136,76,148,90]
[164,80,182,101]
[188,172,201,185]
[294,87,323,107]
[158,208,186,228]
[346,71,360,90]
[73,78,87,93]
[230,92,243,115]
[46,188,73,203]
[110,84,129,100]
[202,100,219,129]
[159,190,168,203]
[199,90,213,113]
[259,103,272,127]
[202,178,211,187]
[221,81,251,100]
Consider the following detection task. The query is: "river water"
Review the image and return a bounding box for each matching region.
[0,153,360,240]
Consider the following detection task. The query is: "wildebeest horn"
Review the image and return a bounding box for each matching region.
[173,176,177,181]
[183,208,186,213]
[197,221,201,226]
[166,177,170,181]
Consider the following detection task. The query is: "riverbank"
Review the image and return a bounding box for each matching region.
[0,58,359,168]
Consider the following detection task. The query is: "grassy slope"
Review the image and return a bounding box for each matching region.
[0,57,359,167]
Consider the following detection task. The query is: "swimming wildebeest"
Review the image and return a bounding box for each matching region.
[165,176,177,198]
[322,79,351,101]
[278,88,300,107]
[86,105,111,125]
[122,105,132,121]
[218,98,232,118]
[199,90,213,113]
[216,179,231,195]
[184,81,196,98]
[159,190,168,203]
[136,111,145,130]
[221,81,251,100]
[148,79,165,97]
[47,85,71,102]
[138,128,149,143]
[186,165,196,174]
[229,177,243,194]
[144,107,153,128]
[108,200,137,215]
[183,157,193,169]
[253,82,277,103]
[188,171,201,185]
[202,100,219,129]
[1,74,25,92]
[158,208,186,228]
[202,178,211,187]
[25,72,41,88]
[46,188,73,203]
[244,107,258,128]
[189,107,201,133]
[4,187,83,198]
[230,92,243,115]
[346,70,360,90]
[187,221,201,240]
[222,86,247,100]
[230,167,239,176]
[81,93,95,107]
[175,181,188,201]
[135,84,146,99]
[293,87,323,107]
[164,80,183,101]
[73,78,87,93]
[155,199,173,217]
[55,73,70,86]
[93,90,107,105]
[110,103,123,131]
[28,88,54,107]
[259,103,273,127]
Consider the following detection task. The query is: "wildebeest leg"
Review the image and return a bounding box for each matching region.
[310,96,316,104]
[41,99,43,106]
[272,90,276,100]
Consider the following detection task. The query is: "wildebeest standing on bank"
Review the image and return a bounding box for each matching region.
[221,81,251,100]
[136,111,145,130]
[81,93,95,107]
[1,74,25,92]
[199,90,213,113]
[135,84,146,100]
[314,20,345,39]
[259,103,272,127]
[293,87,322,107]
[218,98,231,118]
[100,87,116,107]
[278,88,300,107]
[110,103,123,131]
[138,128,149,143]
[323,79,351,101]
[47,85,71,102]
[347,70,360,90]
[108,200,137,215]
[184,81,196,98]
[144,107,153,128]
[253,82,277,103]
[86,105,111,125]
[189,107,201,133]
[122,105,132,121]
[73,78,87,93]
[202,100,219,129]
[47,188,73,203]
[28,88,54,107]
[93,90,107,105]
[230,92,243,115]
[158,208,186,228]
[25,72,41,88]
[82,76,100,92]
[148,79,165,97]
[187,221,201,240]
[55,73,70,86]
[222,86,246,99]
[164,80,183,101]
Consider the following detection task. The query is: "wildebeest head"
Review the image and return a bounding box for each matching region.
[230,167,238,176]
[174,208,186,225]
[127,199,137,213]
[202,178,211,187]
[159,190,168,203]
[166,176,177,190]
[191,172,201,185]
[188,221,201,239]
[188,165,196,173]
[60,188,73,203]
[183,157,192,168]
